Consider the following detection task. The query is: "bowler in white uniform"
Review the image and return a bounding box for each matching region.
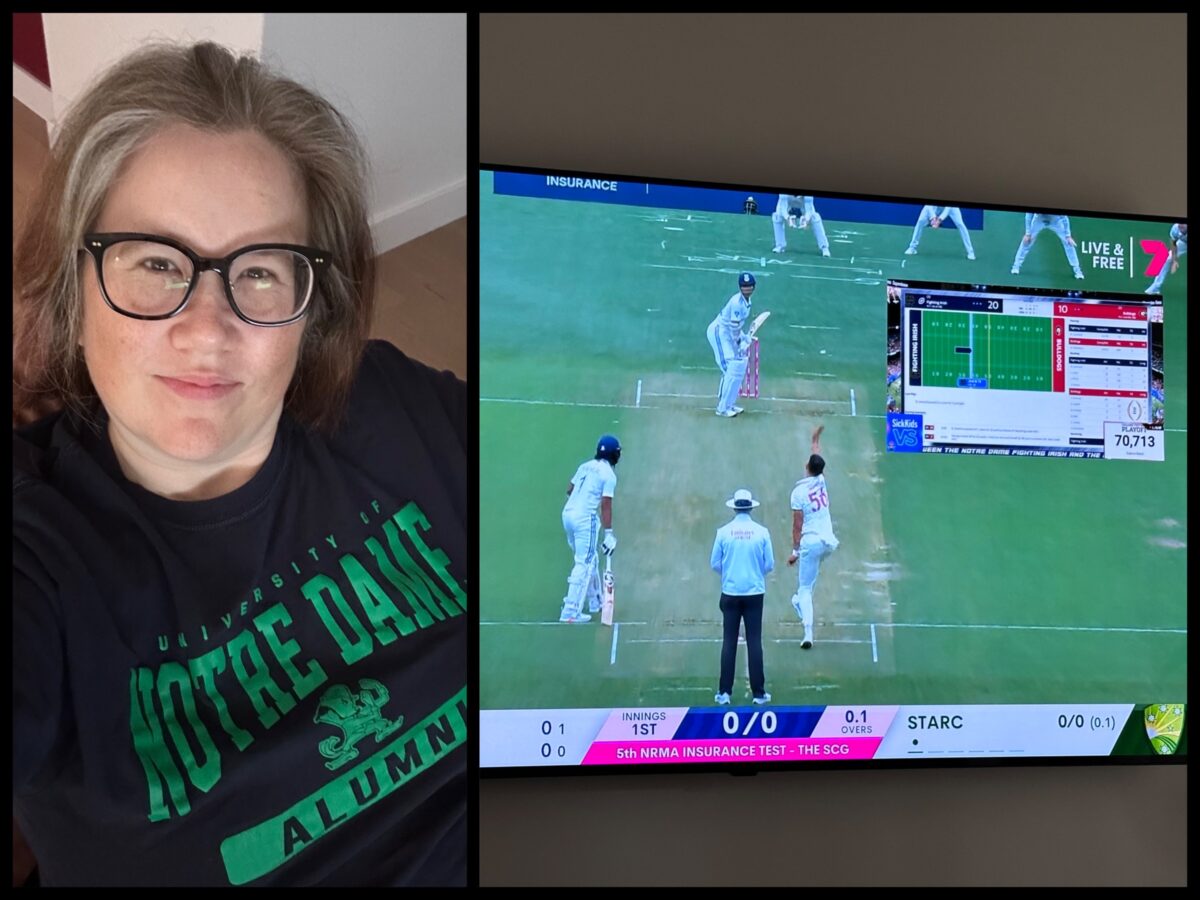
[788,425,839,648]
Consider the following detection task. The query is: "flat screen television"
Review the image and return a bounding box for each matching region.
[478,164,1187,774]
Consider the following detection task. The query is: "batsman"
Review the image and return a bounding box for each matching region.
[558,434,621,623]
[706,272,767,418]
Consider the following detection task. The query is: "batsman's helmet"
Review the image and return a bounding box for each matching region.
[739,272,756,289]
[596,434,622,466]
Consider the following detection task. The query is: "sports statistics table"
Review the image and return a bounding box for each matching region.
[890,282,1164,461]
[481,703,1183,767]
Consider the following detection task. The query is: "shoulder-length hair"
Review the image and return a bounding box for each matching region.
[14,41,376,433]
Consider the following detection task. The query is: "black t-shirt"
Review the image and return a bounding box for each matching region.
[13,340,468,886]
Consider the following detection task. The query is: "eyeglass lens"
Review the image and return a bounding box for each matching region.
[101,239,313,322]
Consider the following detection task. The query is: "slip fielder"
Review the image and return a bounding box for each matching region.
[905,204,976,259]
[1011,212,1084,279]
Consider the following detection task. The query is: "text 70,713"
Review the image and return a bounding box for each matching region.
[1114,433,1155,448]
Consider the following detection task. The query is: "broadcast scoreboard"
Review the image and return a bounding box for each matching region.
[481,703,1183,767]
[887,280,1165,461]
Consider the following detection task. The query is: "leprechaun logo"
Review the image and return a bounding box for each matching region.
[312,679,405,770]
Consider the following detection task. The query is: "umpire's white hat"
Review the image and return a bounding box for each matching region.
[725,488,760,510]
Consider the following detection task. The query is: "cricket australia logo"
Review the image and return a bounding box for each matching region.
[1144,703,1185,756]
[312,679,405,771]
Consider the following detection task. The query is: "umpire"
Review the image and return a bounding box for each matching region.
[710,489,775,706]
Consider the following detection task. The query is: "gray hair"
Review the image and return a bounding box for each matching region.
[15,41,377,432]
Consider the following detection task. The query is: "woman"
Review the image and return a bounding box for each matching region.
[13,42,467,886]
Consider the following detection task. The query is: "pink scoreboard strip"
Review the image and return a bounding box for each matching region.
[582,737,882,765]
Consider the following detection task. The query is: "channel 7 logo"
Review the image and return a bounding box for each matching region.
[1141,239,1172,277]
[887,413,924,453]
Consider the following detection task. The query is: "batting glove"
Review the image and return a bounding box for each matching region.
[602,530,617,555]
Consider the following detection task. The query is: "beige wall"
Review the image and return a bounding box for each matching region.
[20,13,465,254]
[263,13,467,252]
[479,12,1187,887]
[43,13,264,124]
[481,13,1186,218]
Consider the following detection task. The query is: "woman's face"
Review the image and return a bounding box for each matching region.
[81,125,309,467]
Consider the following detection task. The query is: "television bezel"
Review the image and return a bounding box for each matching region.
[477,160,1187,779]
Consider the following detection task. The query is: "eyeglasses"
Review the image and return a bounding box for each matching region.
[82,233,332,327]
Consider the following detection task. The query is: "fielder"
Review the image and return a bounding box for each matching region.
[787,424,839,648]
[772,194,831,257]
[559,434,621,623]
[1145,223,1187,294]
[706,271,756,418]
[904,205,976,259]
[1011,213,1084,279]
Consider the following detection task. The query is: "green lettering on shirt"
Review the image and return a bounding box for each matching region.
[394,501,468,612]
[382,520,458,621]
[339,553,416,643]
[363,536,436,629]
[219,686,466,885]
[301,573,373,665]
[252,603,328,702]
[157,661,222,794]
[129,667,191,822]
[188,647,254,752]
[227,630,296,729]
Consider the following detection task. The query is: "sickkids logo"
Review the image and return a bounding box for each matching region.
[886,413,924,453]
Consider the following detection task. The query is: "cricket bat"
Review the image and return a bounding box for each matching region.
[746,310,771,341]
[601,555,615,626]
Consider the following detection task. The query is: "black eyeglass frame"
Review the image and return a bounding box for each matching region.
[81,232,333,327]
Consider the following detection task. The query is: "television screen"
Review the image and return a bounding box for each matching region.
[479,165,1187,772]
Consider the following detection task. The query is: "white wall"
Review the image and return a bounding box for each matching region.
[43,13,264,125]
[262,13,467,252]
[15,12,464,252]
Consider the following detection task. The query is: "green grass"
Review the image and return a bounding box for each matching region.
[920,311,1052,390]
[480,170,1188,711]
